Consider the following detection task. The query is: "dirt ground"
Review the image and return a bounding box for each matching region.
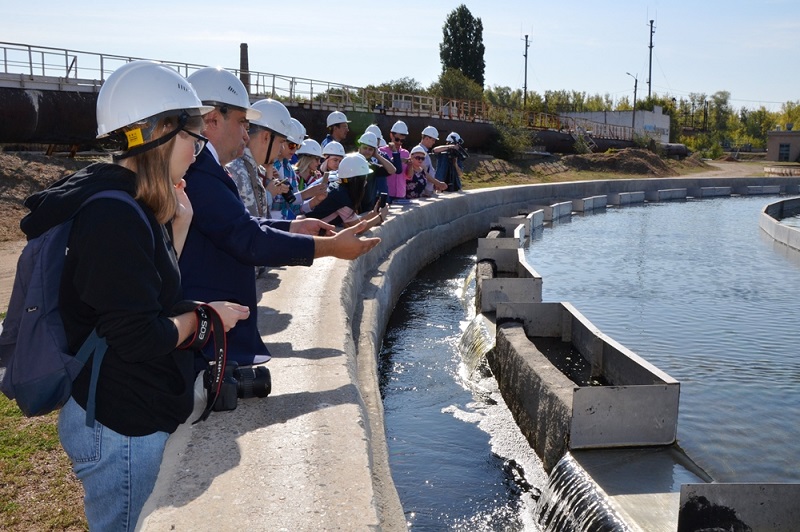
[0,149,765,312]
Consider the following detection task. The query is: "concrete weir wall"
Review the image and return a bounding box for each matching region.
[760,196,800,251]
[141,175,800,531]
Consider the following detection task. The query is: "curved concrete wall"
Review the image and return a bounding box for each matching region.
[142,175,800,530]
[760,196,800,251]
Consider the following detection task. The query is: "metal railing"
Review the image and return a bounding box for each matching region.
[0,41,638,141]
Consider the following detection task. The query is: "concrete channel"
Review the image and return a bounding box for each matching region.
[140,176,800,531]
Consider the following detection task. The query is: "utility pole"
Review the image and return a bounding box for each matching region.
[627,72,638,131]
[647,19,655,99]
[522,34,530,109]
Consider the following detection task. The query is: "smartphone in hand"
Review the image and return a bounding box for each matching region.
[378,192,388,208]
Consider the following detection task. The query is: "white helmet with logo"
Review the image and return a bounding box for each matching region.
[421,125,439,140]
[326,111,351,127]
[337,153,373,179]
[358,132,378,148]
[96,60,212,138]
[249,99,292,137]
[390,120,409,135]
[322,141,346,157]
[187,67,261,120]
[296,139,323,158]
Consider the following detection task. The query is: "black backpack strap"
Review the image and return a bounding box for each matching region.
[78,330,107,427]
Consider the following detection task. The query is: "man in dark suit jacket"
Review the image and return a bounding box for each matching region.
[181,68,379,365]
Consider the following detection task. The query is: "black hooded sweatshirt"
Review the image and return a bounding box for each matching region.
[21,163,194,436]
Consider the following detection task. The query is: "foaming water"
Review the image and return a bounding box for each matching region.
[380,241,546,530]
[536,453,630,531]
[526,196,800,483]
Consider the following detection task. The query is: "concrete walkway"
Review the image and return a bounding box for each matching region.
[132,173,800,530]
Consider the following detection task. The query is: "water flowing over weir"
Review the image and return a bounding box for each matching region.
[379,241,546,530]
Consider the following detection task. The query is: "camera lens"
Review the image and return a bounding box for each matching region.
[235,366,272,399]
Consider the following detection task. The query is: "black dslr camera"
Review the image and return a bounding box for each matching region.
[208,361,272,412]
[447,143,469,161]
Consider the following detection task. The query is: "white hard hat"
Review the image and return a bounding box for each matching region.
[421,125,439,140]
[326,111,350,127]
[288,118,306,145]
[358,131,378,148]
[96,60,212,138]
[322,141,346,157]
[187,67,261,121]
[296,139,323,158]
[409,145,427,157]
[365,124,383,138]
[446,131,463,144]
[249,99,292,137]
[337,153,373,179]
[390,120,409,135]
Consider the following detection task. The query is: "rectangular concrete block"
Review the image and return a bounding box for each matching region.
[528,209,545,230]
[645,188,687,201]
[572,195,608,212]
[491,324,575,472]
[543,201,573,221]
[496,216,530,239]
[679,484,800,532]
[608,191,645,206]
[688,186,731,198]
[480,278,542,312]
[571,384,679,448]
[475,247,518,273]
[733,185,781,195]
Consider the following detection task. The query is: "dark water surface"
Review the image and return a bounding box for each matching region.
[380,241,544,531]
[526,196,800,483]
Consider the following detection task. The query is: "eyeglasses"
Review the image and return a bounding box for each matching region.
[411,156,425,161]
[181,128,208,157]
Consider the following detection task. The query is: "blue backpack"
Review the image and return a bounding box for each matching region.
[0,190,152,425]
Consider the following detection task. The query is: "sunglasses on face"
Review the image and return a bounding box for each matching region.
[181,128,208,157]
[287,142,300,150]
[411,155,425,161]
[393,135,406,141]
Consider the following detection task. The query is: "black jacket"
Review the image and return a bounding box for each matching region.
[22,163,193,436]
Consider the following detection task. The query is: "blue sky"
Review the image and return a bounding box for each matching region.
[3,0,797,111]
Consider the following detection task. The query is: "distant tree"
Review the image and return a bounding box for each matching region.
[485,85,523,108]
[778,101,800,130]
[429,68,484,101]
[439,5,485,87]
[366,77,425,95]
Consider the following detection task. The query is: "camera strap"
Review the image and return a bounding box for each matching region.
[191,304,227,424]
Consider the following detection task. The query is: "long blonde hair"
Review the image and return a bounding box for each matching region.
[122,113,203,223]
[294,154,319,180]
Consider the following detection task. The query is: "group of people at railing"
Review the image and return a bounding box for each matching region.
[19,59,471,531]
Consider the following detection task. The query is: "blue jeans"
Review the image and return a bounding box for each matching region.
[58,397,168,531]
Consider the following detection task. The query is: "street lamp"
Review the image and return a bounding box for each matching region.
[626,72,638,131]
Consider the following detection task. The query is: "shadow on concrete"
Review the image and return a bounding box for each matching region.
[146,382,361,511]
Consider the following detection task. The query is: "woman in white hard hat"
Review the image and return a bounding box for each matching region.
[19,60,249,530]
[357,131,395,212]
[405,145,434,199]
[320,140,345,174]
[307,153,389,229]
[384,120,410,202]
